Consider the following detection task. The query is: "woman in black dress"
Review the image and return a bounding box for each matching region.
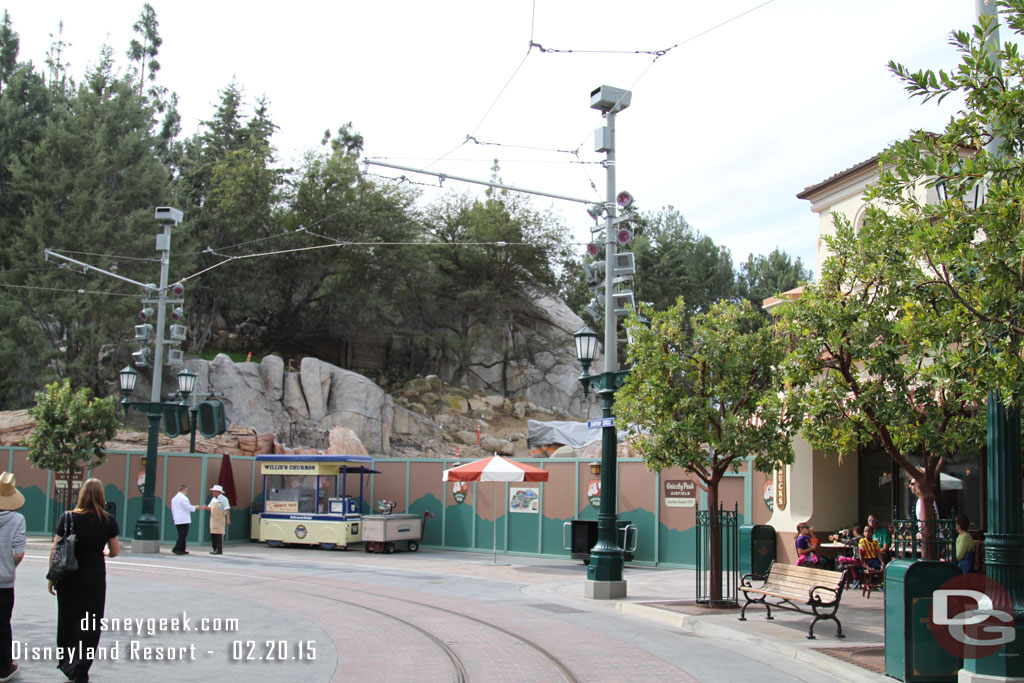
[47,478,119,683]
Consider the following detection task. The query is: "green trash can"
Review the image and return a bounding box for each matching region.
[739,524,776,579]
[885,560,962,681]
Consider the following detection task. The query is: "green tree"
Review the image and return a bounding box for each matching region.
[417,192,573,389]
[616,299,796,601]
[126,3,162,100]
[865,6,1024,402]
[736,248,812,311]
[2,45,171,405]
[632,207,734,314]
[26,379,119,497]
[777,217,985,556]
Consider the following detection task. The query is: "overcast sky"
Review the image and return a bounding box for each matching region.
[2,1,983,276]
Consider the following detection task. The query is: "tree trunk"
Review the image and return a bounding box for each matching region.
[708,477,722,604]
[915,472,941,561]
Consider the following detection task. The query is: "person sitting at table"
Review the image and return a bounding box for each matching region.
[858,525,884,572]
[795,523,828,568]
[955,514,976,574]
[867,515,893,562]
[835,523,862,546]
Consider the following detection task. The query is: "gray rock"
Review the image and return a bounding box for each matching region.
[300,357,330,422]
[392,405,443,441]
[553,445,576,458]
[260,355,285,401]
[484,395,504,410]
[480,436,503,452]
[208,354,283,433]
[282,373,309,420]
[454,430,478,446]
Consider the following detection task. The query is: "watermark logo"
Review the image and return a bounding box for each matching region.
[929,574,1015,659]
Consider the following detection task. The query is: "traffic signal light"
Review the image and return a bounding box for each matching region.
[162,405,191,438]
[197,400,227,437]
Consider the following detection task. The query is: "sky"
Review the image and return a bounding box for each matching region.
[1,1,984,276]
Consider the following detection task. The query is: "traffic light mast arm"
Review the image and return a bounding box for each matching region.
[43,249,152,291]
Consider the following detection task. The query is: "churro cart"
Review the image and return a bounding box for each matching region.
[255,454,377,550]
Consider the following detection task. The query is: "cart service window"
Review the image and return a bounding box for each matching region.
[265,475,318,513]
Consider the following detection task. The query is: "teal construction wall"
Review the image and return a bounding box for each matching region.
[1,447,756,567]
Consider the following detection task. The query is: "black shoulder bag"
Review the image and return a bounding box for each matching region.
[46,512,78,582]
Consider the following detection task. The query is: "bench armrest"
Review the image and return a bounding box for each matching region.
[739,572,767,588]
[806,583,842,607]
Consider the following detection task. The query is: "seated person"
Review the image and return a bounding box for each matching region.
[858,526,884,572]
[955,514,976,574]
[867,515,893,562]
[836,523,862,547]
[795,523,826,568]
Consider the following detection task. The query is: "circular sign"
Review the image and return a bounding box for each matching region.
[294,525,308,540]
[929,573,1016,659]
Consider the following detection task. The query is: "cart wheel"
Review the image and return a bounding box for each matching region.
[408,541,419,552]
[364,544,372,553]
[266,540,283,548]
[385,542,395,554]
[319,543,335,550]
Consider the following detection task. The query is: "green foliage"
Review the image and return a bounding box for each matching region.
[777,215,986,507]
[616,299,796,490]
[632,207,735,314]
[736,248,812,311]
[26,379,119,475]
[866,2,1024,404]
[0,37,170,406]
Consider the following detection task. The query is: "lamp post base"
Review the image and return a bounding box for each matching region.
[131,540,161,554]
[584,579,627,600]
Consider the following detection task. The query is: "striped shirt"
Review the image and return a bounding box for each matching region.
[859,537,881,560]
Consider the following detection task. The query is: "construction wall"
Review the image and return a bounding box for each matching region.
[3,447,769,568]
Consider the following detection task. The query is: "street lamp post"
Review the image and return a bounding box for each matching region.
[118,366,167,552]
[176,368,198,453]
[572,84,634,600]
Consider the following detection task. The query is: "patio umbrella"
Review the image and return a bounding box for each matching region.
[443,454,549,563]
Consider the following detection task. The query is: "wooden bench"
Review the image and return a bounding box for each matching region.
[738,562,848,639]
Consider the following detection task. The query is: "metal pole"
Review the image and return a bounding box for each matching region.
[151,224,172,402]
[965,3,1024,677]
[134,220,175,552]
[362,159,594,206]
[585,104,626,599]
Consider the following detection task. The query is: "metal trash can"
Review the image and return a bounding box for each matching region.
[563,519,636,563]
[739,524,776,579]
[884,559,961,681]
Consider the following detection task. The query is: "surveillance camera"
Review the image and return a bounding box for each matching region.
[154,207,183,226]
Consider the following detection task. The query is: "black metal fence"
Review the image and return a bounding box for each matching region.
[49,480,81,532]
[696,502,739,607]
[892,517,957,561]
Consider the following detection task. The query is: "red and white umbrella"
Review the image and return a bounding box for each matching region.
[443,454,550,483]
[443,454,549,563]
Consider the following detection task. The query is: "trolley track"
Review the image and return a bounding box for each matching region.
[83,556,582,683]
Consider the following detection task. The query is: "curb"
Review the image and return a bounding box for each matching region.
[617,602,885,683]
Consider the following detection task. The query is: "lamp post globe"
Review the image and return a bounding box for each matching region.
[176,368,197,397]
[119,365,139,396]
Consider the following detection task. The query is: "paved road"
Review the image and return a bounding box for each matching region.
[10,540,855,682]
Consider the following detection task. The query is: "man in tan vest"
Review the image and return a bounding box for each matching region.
[207,485,230,555]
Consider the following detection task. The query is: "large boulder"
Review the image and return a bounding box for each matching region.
[208,354,285,434]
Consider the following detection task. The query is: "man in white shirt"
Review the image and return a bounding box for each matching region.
[171,485,198,555]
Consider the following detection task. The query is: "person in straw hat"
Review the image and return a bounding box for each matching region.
[206,485,230,555]
[0,472,26,681]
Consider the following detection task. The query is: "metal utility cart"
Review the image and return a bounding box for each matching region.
[362,501,431,553]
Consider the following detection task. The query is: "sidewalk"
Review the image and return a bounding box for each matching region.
[536,564,889,683]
